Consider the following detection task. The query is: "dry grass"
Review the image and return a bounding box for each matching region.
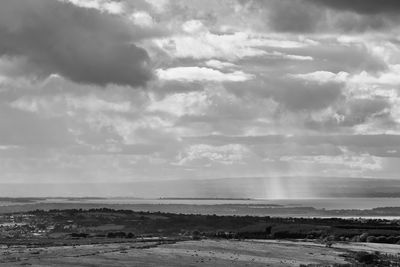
[0,239,355,267]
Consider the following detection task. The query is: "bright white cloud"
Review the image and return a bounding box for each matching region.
[130,11,154,27]
[205,60,238,70]
[154,31,268,60]
[182,20,205,33]
[293,71,349,83]
[145,0,169,13]
[154,18,315,61]
[176,144,250,166]
[61,0,125,14]
[295,65,400,88]
[350,65,400,86]
[10,95,133,114]
[156,67,254,82]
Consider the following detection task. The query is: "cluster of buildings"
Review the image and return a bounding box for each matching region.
[0,214,57,238]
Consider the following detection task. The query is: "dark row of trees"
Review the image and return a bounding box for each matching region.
[70,232,135,239]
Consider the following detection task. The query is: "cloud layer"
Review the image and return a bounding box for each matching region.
[0,0,400,190]
[307,0,400,14]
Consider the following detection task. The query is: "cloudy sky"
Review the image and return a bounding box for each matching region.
[1,0,400,186]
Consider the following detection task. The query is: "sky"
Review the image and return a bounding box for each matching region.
[1,0,400,186]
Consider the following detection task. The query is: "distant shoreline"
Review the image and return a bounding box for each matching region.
[159,197,253,200]
[2,199,400,219]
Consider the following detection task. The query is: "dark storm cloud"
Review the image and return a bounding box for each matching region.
[304,0,400,32]
[243,0,321,33]
[242,0,400,33]
[265,0,321,33]
[0,0,153,87]
[306,0,400,15]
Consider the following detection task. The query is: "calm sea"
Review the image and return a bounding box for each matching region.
[2,198,400,218]
[41,197,400,210]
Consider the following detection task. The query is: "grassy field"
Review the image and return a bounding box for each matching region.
[1,209,400,266]
[4,238,400,267]
[2,239,400,266]
[0,239,350,267]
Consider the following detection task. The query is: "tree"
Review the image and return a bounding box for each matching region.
[359,233,368,242]
[355,251,377,264]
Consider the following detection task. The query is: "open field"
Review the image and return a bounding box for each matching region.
[1,208,400,266]
[2,239,400,267]
[0,239,350,267]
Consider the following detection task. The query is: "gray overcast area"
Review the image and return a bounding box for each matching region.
[1,0,400,197]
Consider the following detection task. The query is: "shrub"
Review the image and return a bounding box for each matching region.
[359,233,368,242]
[387,236,398,244]
[70,233,88,238]
[272,231,306,239]
[355,251,377,264]
[375,236,388,243]
[192,230,201,240]
[107,232,116,238]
